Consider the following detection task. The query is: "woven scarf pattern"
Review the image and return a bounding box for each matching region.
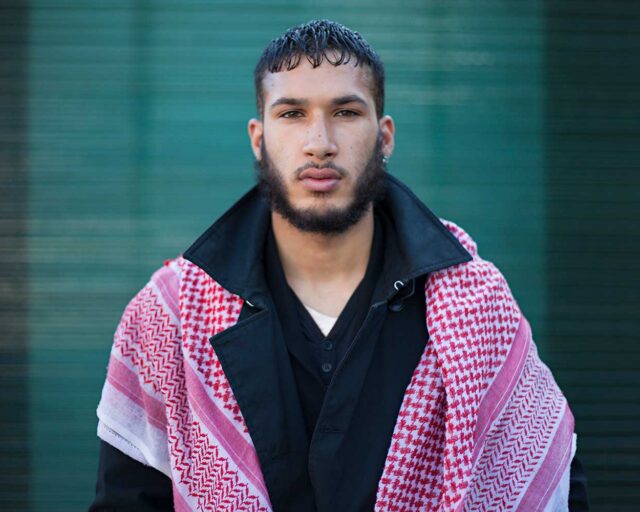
[96,221,574,511]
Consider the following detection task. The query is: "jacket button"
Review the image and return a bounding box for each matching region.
[321,362,333,373]
[323,341,333,351]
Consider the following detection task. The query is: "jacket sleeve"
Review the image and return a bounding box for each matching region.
[88,440,173,512]
[569,455,590,511]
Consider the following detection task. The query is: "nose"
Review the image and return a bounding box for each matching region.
[302,116,338,161]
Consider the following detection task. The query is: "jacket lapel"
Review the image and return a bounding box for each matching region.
[210,302,316,511]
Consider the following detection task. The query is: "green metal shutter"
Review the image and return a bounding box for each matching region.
[545,2,640,509]
[0,1,636,510]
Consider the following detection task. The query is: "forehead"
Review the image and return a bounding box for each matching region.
[261,59,374,106]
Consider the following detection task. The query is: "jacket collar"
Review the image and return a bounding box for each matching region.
[183,173,471,306]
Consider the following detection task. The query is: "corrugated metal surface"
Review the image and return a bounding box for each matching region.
[0,2,29,510]
[0,1,637,509]
[545,1,640,509]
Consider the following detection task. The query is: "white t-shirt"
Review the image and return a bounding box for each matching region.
[303,304,338,337]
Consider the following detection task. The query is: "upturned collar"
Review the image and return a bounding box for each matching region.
[183,173,471,307]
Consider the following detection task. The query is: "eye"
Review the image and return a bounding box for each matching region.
[335,109,360,118]
[280,110,304,119]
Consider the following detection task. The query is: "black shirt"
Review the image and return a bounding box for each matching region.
[261,210,433,510]
[264,213,385,437]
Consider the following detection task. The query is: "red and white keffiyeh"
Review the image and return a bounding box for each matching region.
[96,220,575,511]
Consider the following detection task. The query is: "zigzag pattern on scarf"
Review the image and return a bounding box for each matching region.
[102,219,573,512]
[113,267,269,511]
[465,348,567,510]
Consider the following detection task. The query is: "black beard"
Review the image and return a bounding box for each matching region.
[255,134,387,235]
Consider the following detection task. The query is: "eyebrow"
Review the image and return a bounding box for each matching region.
[269,94,369,112]
[270,97,309,111]
[332,94,368,108]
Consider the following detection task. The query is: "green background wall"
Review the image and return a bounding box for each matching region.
[1,1,638,510]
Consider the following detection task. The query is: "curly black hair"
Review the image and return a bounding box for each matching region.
[254,19,385,118]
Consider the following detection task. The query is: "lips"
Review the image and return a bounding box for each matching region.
[299,167,342,180]
[298,167,342,192]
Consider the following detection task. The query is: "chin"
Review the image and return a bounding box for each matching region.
[298,196,350,212]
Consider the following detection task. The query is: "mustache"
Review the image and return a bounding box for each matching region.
[294,161,348,179]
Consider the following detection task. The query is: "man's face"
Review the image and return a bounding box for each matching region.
[248,58,395,234]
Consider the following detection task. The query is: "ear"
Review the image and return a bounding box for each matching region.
[378,115,395,159]
[248,118,264,160]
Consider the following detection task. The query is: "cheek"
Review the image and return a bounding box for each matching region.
[265,131,297,158]
[338,126,376,155]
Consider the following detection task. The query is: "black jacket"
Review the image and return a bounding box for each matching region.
[90,174,588,511]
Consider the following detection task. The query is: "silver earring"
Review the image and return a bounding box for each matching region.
[382,155,389,164]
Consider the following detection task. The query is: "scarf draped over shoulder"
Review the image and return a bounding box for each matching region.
[96,220,575,511]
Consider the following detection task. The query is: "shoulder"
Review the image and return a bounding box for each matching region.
[142,257,244,338]
[134,256,223,311]
[426,220,522,369]
[115,259,183,344]
[124,256,241,322]
[433,219,520,315]
[440,218,478,259]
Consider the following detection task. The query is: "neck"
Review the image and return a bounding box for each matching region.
[271,208,375,310]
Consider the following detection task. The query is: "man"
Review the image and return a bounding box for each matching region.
[90,20,588,511]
